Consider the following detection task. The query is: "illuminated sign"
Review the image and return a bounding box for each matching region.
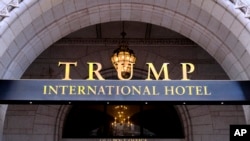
[0,62,249,104]
[58,62,195,80]
[0,80,250,104]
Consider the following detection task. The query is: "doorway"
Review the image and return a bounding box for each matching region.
[62,102,184,139]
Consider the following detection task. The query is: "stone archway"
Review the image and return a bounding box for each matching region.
[4,104,245,141]
[0,1,249,80]
[4,104,193,141]
[0,0,250,140]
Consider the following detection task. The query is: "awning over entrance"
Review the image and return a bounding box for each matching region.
[0,80,250,104]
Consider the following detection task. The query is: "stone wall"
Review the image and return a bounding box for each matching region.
[3,104,245,141]
[1,0,249,141]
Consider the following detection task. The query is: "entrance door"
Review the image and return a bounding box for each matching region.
[62,102,184,139]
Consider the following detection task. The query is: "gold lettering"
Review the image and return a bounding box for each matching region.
[165,86,174,95]
[69,86,76,95]
[186,86,195,95]
[152,86,159,95]
[146,63,170,80]
[131,86,141,95]
[164,85,211,96]
[59,85,68,95]
[105,86,114,95]
[77,86,85,95]
[121,86,131,95]
[58,61,77,80]
[196,86,203,95]
[204,86,211,95]
[143,86,151,95]
[48,85,58,94]
[43,85,47,94]
[175,86,185,95]
[43,85,211,97]
[181,63,195,80]
[117,62,134,80]
[87,86,97,95]
[57,61,197,80]
[116,86,120,95]
[98,86,105,95]
[87,62,105,80]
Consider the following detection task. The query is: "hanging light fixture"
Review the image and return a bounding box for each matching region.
[111,105,132,127]
[111,22,136,78]
[111,105,134,136]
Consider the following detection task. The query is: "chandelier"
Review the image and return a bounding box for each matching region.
[111,105,134,136]
[111,22,136,78]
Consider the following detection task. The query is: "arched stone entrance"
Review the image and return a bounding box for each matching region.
[1,1,250,79]
[0,0,250,140]
[4,104,245,141]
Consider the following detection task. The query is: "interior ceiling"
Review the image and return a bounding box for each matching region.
[65,21,186,39]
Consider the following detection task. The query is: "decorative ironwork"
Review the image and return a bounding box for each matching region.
[111,105,134,136]
[56,38,196,46]
[111,22,136,78]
